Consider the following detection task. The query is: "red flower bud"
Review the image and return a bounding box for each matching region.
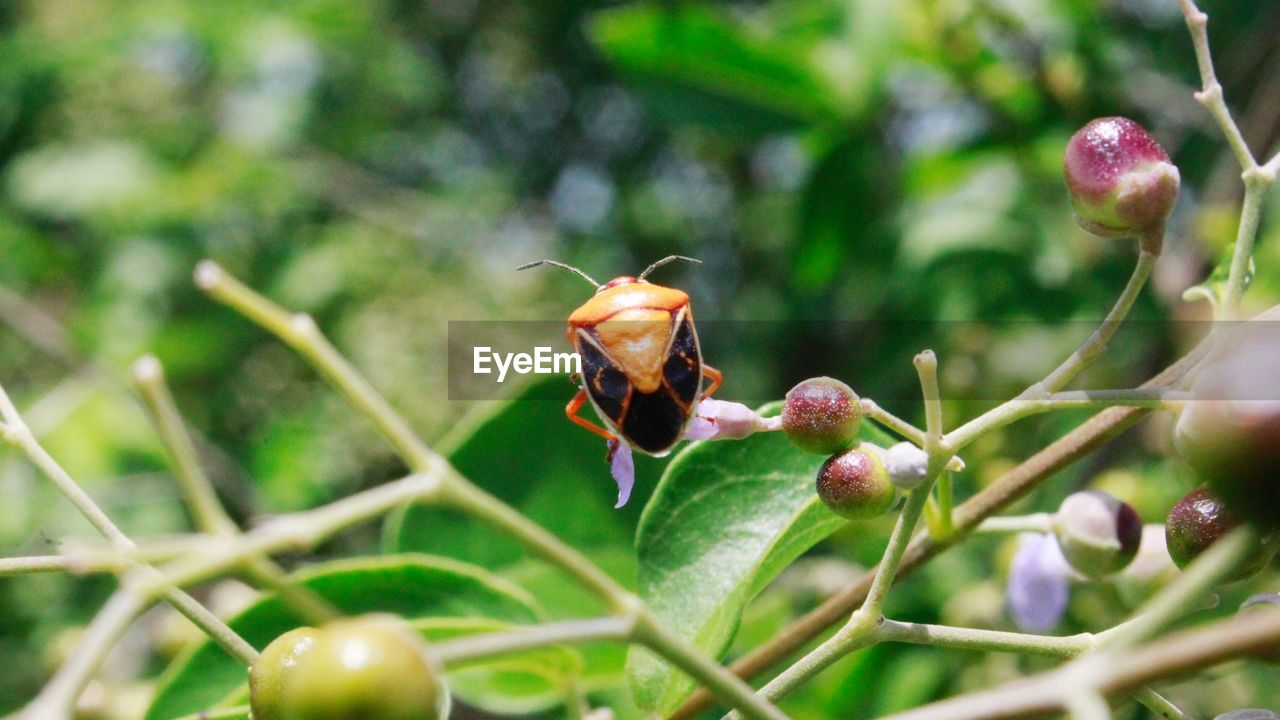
[816,448,895,520]
[1064,117,1179,241]
[782,377,861,455]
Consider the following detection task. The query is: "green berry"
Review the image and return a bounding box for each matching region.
[1052,490,1142,578]
[250,616,441,720]
[782,377,861,455]
[816,448,895,520]
[1164,487,1275,582]
[250,627,321,720]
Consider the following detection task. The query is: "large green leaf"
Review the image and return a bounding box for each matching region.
[627,404,893,712]
[145,555,541,720]
[384,375,653,568]
[588,5,837,136]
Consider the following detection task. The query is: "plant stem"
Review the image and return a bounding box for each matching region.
[1064,691,1111,720]
[132,355,338,624]
[0,382,258,668]
[946,387,1185,450]
[727,485,935,717]
[1031,248,1158,396]
[1132,688,1191,720]
[876,619,1093,659]
[1176,0,1277,321]
[935,471,954,537]
[136,472,446,593]
[15,590,146,720]
[432,617,635,666]
[195,261,436,470]
[1098,526,1256,652]
[440,480,631,609]
[1179,0,1256,173]
[874,526,1263,720]
[637,613,790,720]
[875,606,1280,720]
[0,555,72,575]
[131,356,237,536]
[860,398,965,471]
[973,513,1054,534]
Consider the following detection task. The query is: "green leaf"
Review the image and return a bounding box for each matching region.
[146,555,541,720]
[384,375,652,568]
[588,5,837,136]
[1183,242,1254,307]
[627,404,894,712]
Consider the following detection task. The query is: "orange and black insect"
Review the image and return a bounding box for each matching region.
[518,256,722,456]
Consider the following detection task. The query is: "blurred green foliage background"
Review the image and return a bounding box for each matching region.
[1,0,1279,717]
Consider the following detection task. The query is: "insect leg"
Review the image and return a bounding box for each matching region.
[566,389,617,443]
[700,364,723,400]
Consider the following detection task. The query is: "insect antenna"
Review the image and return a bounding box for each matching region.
[516,260,600,287]
[637,255,702,281]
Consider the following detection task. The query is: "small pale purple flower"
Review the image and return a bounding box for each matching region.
[608,440,635,509]
[605,400,781,509]
[1006,532,1072,632]
[684,399,782,441]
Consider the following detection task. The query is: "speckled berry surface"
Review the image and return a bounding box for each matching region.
[782,377,861,455]
[1064,116,1179,237]
[1165,486,1275,581]
[816,448,894,520]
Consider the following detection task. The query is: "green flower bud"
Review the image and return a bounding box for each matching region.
[782,377,861,455]
[1064,117,1179,241]
[817,448,895,520]
[1052,490,1142,578]
[1164,487,1275,582]
[250,616,442,720]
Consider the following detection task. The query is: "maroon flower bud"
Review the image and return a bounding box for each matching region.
[1175,321,1280,530]
[1051,490,1143,578]
[1165,487,1275,582]
[782,377,861,455]
[816,448,895,520]
[1064,117,1179,242]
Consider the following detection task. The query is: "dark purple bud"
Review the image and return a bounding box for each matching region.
[1064,117,1179,241]
[1051,490,1143,578]
[816,448,894,520]
[1165,486,1275,582]
[782,377,861,455]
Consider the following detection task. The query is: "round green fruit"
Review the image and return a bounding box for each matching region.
[249,616,441,720]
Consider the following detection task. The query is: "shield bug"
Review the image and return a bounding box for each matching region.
[518,256,722,457]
